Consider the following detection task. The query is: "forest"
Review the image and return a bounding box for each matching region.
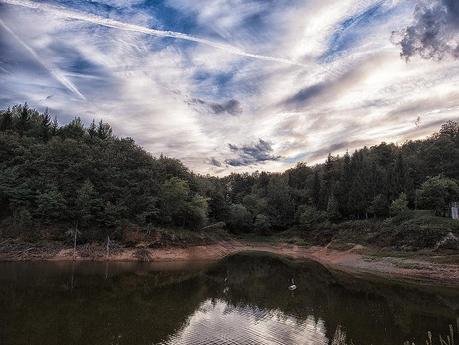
[0,104,458,249]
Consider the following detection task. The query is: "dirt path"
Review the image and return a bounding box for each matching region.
[1,240,458,285]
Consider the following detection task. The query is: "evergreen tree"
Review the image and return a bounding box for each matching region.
[50,116,59,136]
[36,187,67,221]
[60,117,85,139]
[0,103,458,242]
[40,108,52,140]
[88,119,97,138]
[326,193,340,221]
[16,103,30,135]
[0,108,13,131]
[75,180,102,226]
[97,120,112,140]
[312,171,321,208]
[369,194,389,218]
[390,192,409,218]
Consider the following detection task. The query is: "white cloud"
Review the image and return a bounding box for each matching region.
[0,0,458,175]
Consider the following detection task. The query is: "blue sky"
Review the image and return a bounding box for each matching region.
[0,0,458,174]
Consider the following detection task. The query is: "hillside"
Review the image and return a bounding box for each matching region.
[0,104,458,252]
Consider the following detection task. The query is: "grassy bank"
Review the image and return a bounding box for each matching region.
[1,210,458,261]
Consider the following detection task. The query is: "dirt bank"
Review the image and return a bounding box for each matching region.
[1,240,458,286]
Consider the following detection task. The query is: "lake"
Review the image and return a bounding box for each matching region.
[0,253,457,345]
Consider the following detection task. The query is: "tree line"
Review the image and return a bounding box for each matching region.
[0,104,458,242]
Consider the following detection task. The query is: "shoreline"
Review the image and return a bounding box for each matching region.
[1,240,458,286]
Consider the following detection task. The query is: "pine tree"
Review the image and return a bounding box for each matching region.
[75,180,102,226]
[393,152,407,197]
[16,103,30,136]
[312,171,321,207]
[88,119,97,138]
[326,193,340,221]
[97,120,112,140]
[322,153,336,206]
[338,151,352,216]
[0,108,13,131]
[40,108,52,140]
[50,116,59,136]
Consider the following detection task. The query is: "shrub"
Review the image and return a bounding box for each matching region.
[418,175,459,216]
[254,214,271,235]
[296,205,328,231]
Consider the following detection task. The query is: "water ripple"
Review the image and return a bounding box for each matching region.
[160,299,328,345]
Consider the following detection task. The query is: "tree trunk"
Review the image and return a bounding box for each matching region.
[73,221,78,260]
[106,235,110,260]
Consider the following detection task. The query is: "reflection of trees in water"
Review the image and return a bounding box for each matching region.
[205,253,458,345]
[0,264,210,345]
[0,256,457,345]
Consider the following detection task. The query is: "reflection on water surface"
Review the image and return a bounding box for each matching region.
[0,253,457,345]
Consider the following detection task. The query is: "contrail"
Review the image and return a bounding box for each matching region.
[0,0,306,67]
[0,18,86,100]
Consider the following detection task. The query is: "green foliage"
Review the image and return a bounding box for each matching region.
[159,177,209,229]
[96,120,112,140]
[59,117,85,139]
[373,211,459,250]
[16,207,32,230]
[390,192,409,218]
[326,193,340,221]
[0,104,209,241]
[297,205,328,231]
[254,214,271,235]
[266,175,295,229]
[0,104,458,245]
[369,194,389,218]
[160,177,190,224]
[75,180,102,226]
[185,195,208,229]
[418,175,459,216]
[36,187,67,221]
[227,204,252,232]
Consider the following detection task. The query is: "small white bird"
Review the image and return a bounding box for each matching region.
[288,278,297,291]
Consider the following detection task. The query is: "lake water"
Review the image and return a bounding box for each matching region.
[0,253,457,345]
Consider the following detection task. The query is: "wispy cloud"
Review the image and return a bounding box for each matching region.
[0,0,306,67]
[0,18,86,100]
[0,0,458,175]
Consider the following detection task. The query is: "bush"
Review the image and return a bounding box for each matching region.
[418,175,459,216]
[226,204,252,233]
[390,193,409,217]
[371,211,459,250]
[296,205,328,231]
[333,220,382,244]
[254,214,271,235]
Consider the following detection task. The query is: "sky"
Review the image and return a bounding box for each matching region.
[0,0,458,175]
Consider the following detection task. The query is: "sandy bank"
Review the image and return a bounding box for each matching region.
[1,240,458,286]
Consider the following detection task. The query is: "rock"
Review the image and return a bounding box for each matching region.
[435,232,459,250]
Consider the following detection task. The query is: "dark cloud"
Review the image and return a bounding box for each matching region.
[209,157,222,167]
[281,56,384,110]
[210,99,242,115]
[392,0,459,61]
[225,139,280,166]
[283,83,327,109]
[193,98,242,115]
